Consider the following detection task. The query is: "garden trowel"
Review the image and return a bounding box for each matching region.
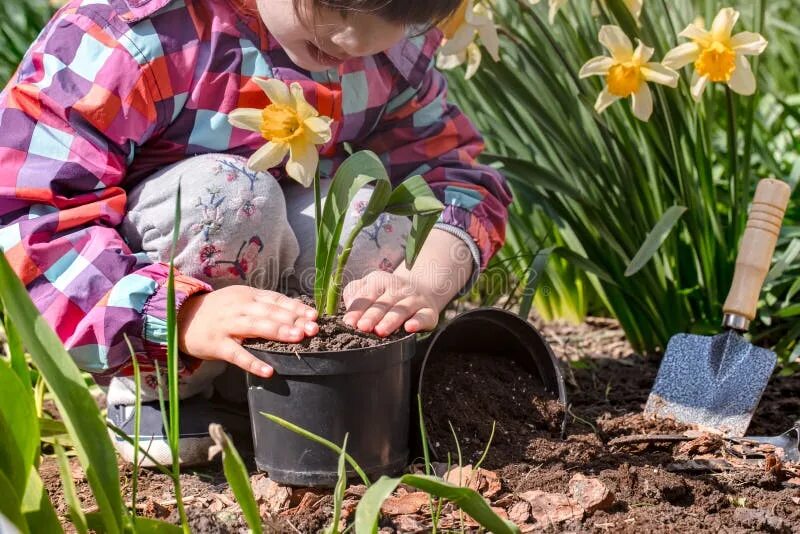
[645,178,792,437]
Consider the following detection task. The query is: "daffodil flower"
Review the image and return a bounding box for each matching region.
[579,25,679,121]
[662,7,767,101]
[436,0,500,78]
[228,78,333,187]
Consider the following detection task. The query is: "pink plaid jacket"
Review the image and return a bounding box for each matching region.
[0,0,511,381]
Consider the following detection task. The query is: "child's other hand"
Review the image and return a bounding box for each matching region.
[342,270,442,337]
[178,286,318,378]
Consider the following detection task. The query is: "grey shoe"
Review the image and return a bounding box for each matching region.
[107,395,251,467]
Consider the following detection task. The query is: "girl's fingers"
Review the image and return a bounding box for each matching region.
[256,290,317,320]
[245,302,304,326]
[231,316,305,343]
[356,292,400,333]
[343,278,386,327]
[374,297,418,337]
[404,307,439,333]
[221,339,273,378]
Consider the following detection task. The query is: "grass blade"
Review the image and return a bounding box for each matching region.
[324,434,349,534]
[53,442,88,534]
[625,205,688,277]
[261,413,371,486]
[208,424,262,534]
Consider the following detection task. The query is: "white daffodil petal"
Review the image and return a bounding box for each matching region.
[304,116,333,144]
[642,63,679,87]
[662,42,701,69]
[579,56,615,78]
[633,41,655,63]
[690,72,710,102]
[227,108,263,133]
[728,55,756,96]
[286,139,319,187]
[440,24,475,56]
[599,25,634,60]
[248,141,288,172]
[437,51,466,70]
[465,42,482,79]
[631,83,653,121]
[730,31,768,56]
[594,87,620,114]
[711,7,739,41]
[476,23,501,62]
[252,77,292,106]
[678,24,710,43]
[466,2,493,27]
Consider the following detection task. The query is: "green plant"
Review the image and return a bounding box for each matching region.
[446,0,799,356]
[312,150,445,315]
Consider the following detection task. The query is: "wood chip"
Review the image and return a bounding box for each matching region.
[444,464,502,498]
[393,514,427,533]
[250,474,292,514]
[508,501,531,524]
[677,434,724,456]
[519,490,583,526]
[381,492,429,515]
[568,474,614,514]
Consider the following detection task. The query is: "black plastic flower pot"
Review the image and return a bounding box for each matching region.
[412,307,568,457]
[246,333,416,487]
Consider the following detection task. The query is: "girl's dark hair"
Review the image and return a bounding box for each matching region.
[299,0,463,30]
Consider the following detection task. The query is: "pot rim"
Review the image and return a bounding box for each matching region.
[245,331,417,358]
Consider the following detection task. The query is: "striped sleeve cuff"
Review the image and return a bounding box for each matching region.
[433,222,482,297]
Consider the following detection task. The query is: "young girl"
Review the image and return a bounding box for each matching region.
[0,0,511,465]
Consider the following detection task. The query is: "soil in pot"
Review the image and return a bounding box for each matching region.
[420,350,566,469]
[246,295,407,353]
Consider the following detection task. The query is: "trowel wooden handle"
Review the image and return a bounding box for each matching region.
[723,179,791,325]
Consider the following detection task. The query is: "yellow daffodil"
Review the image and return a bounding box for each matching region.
[228,78,333,187]
[579,25,679,121]
[436,0,500,79]
[591,0,643,22]
[662,7,767,101]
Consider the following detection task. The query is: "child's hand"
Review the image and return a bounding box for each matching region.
[178,286,318,378]
[342,270,442,337]
[342,229,475,337]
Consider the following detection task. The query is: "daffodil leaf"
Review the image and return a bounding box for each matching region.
[625,206,687,277]
[314,150,391,310]
[385,175,444,216]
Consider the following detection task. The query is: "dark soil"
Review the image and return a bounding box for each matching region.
[41,315,800,532]
[246,295,406,353]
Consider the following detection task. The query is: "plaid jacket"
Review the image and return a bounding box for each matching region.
[0,0,511,380]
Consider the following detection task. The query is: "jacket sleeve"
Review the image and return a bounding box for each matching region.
[0,9,209,381]
[363,29,512,286]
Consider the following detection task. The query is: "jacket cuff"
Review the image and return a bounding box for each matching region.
[141,270,211,360]
[433,222,481,296]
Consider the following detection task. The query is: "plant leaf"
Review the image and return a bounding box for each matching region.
[355,474,520,534]
[518,247,555,320]
[384,175,444,217]
[0,359,37,490]
[20,469,62,534]
[625,206,687,277]
[405,212,440,269]
[208,424,263,534]
[54,442,88,534]
[0,254,126,533]
[324,434,349,534]
[0,470,28,534]
[85,513,182,534]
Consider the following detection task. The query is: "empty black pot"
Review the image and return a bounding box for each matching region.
[413,307,568,455]
[246,334,415,487]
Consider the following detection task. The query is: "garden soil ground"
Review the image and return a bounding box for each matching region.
[41,314,800,533]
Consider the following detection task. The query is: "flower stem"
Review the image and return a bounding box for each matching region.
[313,169,324,311]
[725,86,739,238]
[324,221,363,316]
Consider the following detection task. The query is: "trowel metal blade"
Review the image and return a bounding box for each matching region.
[644,330,776,437]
